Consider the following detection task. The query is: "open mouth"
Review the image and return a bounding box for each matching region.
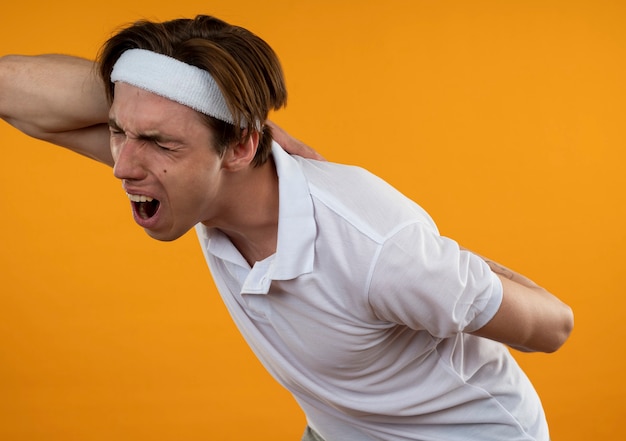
[127,193,161,220]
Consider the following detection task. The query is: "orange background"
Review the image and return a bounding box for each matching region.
[1,1,624,440]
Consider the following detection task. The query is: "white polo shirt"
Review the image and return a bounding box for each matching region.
[195,143,549,441]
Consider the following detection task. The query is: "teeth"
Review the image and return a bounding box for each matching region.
[126,193,154,203]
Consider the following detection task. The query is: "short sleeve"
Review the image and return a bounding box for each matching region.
[368,222,503,338]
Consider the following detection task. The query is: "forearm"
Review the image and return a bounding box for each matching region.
[483,257,542,289]
[481,275,573,352]
[465,249,574,352]
[0,54,113,164]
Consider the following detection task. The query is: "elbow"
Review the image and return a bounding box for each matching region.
[516,302,574,354]
[0,55,13,119]
[543,303,575,353]
[0,55,30,123]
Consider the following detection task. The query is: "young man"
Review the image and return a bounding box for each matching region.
[0,15,573,441]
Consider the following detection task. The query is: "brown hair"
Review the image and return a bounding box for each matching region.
[98,15,287,166]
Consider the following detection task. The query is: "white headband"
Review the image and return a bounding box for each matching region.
[110,48,240,126]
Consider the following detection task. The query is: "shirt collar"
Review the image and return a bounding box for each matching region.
[271,141,316,280]
[200,141,316,281]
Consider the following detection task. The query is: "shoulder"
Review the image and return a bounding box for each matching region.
[293,157,438,239]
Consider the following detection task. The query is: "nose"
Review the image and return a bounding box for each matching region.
[112,139,148,181]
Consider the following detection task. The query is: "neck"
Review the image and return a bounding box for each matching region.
[207,158,279,266]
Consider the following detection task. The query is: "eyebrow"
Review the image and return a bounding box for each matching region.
[107,118,174,144]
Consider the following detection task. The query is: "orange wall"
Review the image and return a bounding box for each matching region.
[1,1,624,440]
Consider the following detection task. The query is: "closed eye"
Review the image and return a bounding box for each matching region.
[154,142,172,151]
[108,119,125,136]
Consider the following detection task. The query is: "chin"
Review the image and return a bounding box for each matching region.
[144,228,186,242]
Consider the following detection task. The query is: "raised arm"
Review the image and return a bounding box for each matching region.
[0,54,113,165]
[469,253,574,353]
[0,54,327,166]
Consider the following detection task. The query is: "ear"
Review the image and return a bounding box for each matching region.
[222,130,260,171]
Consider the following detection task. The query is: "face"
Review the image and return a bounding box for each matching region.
[109,82,228,241]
